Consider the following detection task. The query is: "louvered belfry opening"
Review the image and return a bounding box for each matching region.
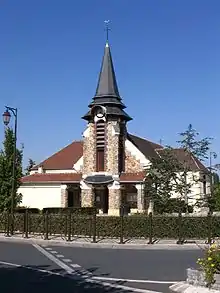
[96,120,105,171]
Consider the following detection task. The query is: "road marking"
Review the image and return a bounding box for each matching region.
[70,264,81,268]
[32,245,163,293]
[45,247,52,250]
[32,244,74,274]
[50,251,58,254]
[63,259,72,263]
[92,276,177,284]
[57,254,65,258]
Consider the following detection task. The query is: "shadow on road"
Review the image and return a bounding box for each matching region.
[0,265,131,293]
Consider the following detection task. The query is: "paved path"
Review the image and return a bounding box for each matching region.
[0,239,205,293]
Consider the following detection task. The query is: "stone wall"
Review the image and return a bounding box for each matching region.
[105,121,120,174]
[125,149,143,173]
[83,123,96,174]
[108,188,121,215]
[81,189,93,207]
[61,186,68,207]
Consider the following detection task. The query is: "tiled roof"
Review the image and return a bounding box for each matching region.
[156,148,208,172]
[21,173,82,183]
[21,172,145,184]
[30,134,207,173]
[120,172,145,182]
[32,141,82,170]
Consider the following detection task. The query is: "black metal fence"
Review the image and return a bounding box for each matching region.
[0,210,218,244]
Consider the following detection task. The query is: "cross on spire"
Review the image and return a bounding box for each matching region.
[104,20,110,44]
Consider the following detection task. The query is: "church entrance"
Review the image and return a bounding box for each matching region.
[95,186,109,214]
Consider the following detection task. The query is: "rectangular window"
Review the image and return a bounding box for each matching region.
[96,148,104,171]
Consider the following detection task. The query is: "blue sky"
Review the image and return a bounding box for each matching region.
[0,0,219,167]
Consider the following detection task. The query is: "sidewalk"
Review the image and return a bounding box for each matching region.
[0,232,214,249]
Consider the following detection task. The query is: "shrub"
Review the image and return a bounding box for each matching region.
[42,207,96,215]
[154,198,193,214]
[197,243,220,287]
[14,207,40,214]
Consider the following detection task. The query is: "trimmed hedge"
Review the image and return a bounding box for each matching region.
[42,207,96,215]
[2,212,220,241]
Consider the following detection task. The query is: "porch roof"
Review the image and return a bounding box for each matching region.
[21,172,145,184]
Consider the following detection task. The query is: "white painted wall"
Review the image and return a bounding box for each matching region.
[125,138,151,168]
[18,184,62,210]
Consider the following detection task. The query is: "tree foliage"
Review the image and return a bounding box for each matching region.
[144,124,213,214]
[144,148,192,213]
[0,128,23,211]
[24,158,36,175]
[177,123,212,161]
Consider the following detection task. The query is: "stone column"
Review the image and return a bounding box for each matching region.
[108,181,121,216]
[80,180,93,207]
[136,184,145,213]
[61,184,68,207]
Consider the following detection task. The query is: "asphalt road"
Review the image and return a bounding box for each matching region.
[0,241,204,293]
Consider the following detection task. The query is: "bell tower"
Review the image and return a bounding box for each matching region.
[81,29,132,215]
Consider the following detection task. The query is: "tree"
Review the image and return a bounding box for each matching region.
[144,148,192,214]
[0,128,23,211]
[177,124,212,161]
[24,158,36,175]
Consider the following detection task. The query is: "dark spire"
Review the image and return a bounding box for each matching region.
[82,23,132,122]
[94,43,120,99]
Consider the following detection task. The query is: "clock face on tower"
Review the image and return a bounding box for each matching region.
[93,106,106,119]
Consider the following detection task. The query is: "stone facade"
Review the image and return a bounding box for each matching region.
[81,188,93,207]
[136,184,145,212]
[83,123,96,174]
[61,185,68,207]
[105,121,120,174]
[125,149,143,173]
[108,188,121,215]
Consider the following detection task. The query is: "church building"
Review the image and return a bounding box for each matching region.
[19,37,208,215]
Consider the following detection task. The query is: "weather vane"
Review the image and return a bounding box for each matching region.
[104,20,110,43]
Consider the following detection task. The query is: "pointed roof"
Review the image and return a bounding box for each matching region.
[94,43,120,99]
[82,42,132,122]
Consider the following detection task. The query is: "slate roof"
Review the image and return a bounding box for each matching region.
[82,43,132,122]
[94,43,120,99]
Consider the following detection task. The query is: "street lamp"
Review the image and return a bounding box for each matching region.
[2,106,18,235]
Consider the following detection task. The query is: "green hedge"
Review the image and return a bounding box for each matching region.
[3,212,220,241]
[42,207,96,215]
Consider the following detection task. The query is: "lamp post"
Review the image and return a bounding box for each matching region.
[209,151,217,213]
[2,106,18,235]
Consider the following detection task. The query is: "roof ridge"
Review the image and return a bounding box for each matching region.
[128,133,163,147]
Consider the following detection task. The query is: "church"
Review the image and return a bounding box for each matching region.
[19,37,208,215]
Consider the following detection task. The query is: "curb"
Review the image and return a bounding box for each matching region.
[0,235,207,250]
[169,282,220,293]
